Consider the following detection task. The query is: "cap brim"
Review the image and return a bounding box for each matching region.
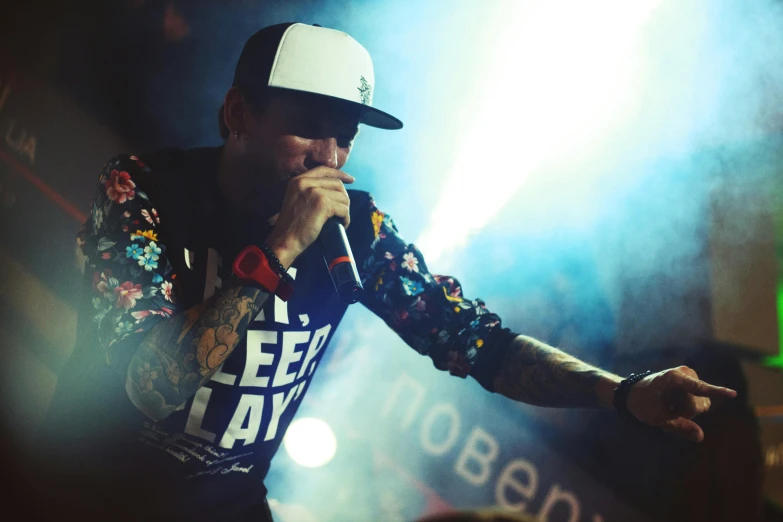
[359,106,403,130]
[266,87,403,130]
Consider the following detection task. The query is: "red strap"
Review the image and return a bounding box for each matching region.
[233,245,279,293]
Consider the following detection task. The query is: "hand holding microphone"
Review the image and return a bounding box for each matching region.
[264,166,363,303]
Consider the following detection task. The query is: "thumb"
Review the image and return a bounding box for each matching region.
[662,417,704,442]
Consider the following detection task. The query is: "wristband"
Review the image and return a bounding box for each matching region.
[258,243,294,284]
[233,245,294,301]
[612,370,653,421]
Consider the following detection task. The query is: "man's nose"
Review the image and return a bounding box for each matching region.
[306,137,339,169]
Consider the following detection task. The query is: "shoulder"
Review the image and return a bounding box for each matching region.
[348,190,389,216]
[97,148,189,205]
[91,154,152,209]
[100,148,187,178]
[99,154,150,180]
[347,189,371,210]
[98,151,173,188]
[345,190,374,261]
[137,147,219,210]
[136,147,187,175]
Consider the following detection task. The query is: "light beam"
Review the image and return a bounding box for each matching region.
[416,0,663,264]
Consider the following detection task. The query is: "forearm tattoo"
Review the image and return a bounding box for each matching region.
[493,335,609,408]
[126,283,269,420]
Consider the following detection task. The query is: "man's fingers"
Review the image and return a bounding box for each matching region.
[294,177,350,195]
[669,395,711,418]
[327,202,351,229]
[298,166,354,183]
[662,417,704,442]
[675,376,737,400]
[311,189,350,220]
[676,365,699,380]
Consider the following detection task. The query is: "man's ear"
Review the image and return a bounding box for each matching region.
[223,86,250,135]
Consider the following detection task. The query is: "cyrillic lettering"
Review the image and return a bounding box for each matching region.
[454,427,498,487]
[381,373,425,430]
[420,403,460,456]
[538,484,580,522]
[495,458,539,511]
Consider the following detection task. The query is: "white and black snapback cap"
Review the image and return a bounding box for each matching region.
[232,22,402,130]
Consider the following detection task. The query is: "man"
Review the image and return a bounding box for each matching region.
[41,22,736,521]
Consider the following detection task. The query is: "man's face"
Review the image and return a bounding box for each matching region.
[235,90,361,209]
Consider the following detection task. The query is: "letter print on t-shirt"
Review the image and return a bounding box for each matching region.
[138,246,341,481]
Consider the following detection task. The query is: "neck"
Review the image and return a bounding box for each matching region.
[217,143,283,221]
[216,144,243,209]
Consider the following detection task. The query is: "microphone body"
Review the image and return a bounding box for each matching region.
[319,217,363,304]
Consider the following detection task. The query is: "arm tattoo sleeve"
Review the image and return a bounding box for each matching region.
[493,335,614,408]
[125,283,269,420]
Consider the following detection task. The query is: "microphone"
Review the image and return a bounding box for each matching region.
[319,217,363,304]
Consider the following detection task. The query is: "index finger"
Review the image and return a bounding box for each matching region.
[301,166,355,183]
[676,376,737,399]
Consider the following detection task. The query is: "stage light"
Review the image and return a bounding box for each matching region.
[416,0,664,264]
[283,417,337,468]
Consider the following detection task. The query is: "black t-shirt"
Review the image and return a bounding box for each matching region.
[39,147,512,520]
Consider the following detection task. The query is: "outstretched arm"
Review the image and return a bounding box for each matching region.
[492,335,619,408]
[354,195,737,442]
[493,335,737,441]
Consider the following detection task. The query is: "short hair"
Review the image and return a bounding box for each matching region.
[217,87,278,141]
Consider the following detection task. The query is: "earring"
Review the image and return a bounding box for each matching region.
[233,130,240,141]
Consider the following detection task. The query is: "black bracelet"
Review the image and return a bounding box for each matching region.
[612,370,653,421]
[260,243,294,284]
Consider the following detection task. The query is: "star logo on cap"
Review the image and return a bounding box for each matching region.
[358,76,372,105]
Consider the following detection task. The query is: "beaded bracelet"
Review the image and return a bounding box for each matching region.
[612,370,653,421]
[259,243,294,284]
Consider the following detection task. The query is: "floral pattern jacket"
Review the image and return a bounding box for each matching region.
[78,154,510,389]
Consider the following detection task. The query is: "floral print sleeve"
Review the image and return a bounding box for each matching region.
[358,195,512,387]
[77,155,179,374]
